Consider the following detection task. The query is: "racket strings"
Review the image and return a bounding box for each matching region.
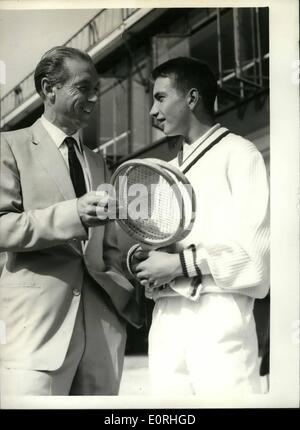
[117,165,182,241]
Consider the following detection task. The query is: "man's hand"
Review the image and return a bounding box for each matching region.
[77,191,116,227]
[134,250,182,288]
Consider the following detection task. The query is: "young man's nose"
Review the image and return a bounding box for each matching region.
[150,103,158,117]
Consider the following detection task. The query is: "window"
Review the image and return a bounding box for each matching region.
[131,60,151,152]
[98,75,130,165]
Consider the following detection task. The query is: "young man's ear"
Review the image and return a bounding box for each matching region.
[41,77,56,103]
[187,88,200,111]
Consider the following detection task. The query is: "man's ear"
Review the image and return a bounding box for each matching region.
[41,77,56,102]
[187,88,200,111]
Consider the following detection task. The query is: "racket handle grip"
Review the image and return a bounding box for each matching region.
[126,244,149,279]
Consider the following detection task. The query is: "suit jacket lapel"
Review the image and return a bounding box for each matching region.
[31,119,76,201]
[82,146,106,252]
[31,119,82,255]
[82,146,105,191]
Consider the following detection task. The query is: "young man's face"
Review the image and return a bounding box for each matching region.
[52,57,99,133]
[150,75,190,137]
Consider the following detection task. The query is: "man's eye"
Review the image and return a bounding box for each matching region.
[77,85,100,95]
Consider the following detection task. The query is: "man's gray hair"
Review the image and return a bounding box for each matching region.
[34,46,94,98]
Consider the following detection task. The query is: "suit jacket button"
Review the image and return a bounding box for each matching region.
[72,288,81,296]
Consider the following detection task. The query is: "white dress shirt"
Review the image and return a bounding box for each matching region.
[40,115,92,248]
[40,115,91,192]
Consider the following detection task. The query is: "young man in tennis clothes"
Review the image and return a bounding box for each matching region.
[130,57,270,396]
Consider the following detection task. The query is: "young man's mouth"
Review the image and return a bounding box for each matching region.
[157,118,166,129]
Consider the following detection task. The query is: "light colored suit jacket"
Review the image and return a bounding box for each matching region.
[0,118,140,371]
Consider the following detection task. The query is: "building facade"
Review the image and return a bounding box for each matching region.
[1,8,269,168]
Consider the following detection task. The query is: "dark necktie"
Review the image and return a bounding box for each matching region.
[64,137,87,197]
[178,143,184,167]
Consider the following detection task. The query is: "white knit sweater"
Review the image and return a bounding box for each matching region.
[166,125,270,301]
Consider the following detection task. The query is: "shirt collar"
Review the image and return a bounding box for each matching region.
[41,115,82,152]
[184,123,221,152]
[181,123,221,164]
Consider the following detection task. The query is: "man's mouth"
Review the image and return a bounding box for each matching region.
[82,104,94,115]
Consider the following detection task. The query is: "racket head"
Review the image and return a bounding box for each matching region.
[144,158,196,235]
[110,158,196,247]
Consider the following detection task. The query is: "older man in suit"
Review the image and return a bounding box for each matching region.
[0,46,139,396]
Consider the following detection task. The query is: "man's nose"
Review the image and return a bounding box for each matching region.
[87,92,98,103]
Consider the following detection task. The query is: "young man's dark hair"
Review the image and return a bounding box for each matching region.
[151,57,218,117]
[34,46,94,98]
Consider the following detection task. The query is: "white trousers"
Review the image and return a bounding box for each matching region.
[148,292,261,396]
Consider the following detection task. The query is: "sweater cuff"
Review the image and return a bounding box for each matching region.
[182,246,211,277]
[182,248,197,277]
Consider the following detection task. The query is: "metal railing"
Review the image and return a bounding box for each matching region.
[0,8,138,120]
[95,130,131,167]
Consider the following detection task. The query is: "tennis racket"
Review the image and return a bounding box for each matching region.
[110,158,196,248]
[110,158,196,286]
[110,129,230,248]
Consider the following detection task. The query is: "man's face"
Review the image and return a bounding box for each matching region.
[52,57,99,132]
[150,75,190,137]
